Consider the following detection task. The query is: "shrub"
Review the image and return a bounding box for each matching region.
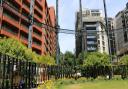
[120,55,128,65]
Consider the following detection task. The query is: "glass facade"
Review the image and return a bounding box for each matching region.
[86,26,97,52]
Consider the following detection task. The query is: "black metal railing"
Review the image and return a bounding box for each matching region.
[0,53,74,89]
[0,53,128,89]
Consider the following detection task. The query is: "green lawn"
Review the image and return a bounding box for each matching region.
[55,79,128,89]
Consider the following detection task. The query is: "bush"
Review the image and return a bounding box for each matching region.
[120,55,128,65]
[83,52,110,67]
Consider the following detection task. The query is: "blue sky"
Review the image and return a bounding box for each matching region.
[47,0,128,53]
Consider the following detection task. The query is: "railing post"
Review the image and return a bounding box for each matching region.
[0,53,1,88]
[2,54,6,89]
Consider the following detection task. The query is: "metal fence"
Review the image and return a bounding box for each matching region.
[81,65,128,79]
[0,53,74,89]
[0,53,128,89]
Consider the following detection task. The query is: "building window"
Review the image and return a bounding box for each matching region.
[124,31,128,42]
[98,40,100,44]
[102,41,105,46]
[86,10,90,15]
[102,35,104,40]
[103,47,105,51]
[86,27,96,30]
[92,13,100,16]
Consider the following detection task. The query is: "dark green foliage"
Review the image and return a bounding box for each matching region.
[60,51,75,66]
[120,55,128,65]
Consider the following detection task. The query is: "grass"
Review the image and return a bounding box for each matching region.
[54,78,128,89]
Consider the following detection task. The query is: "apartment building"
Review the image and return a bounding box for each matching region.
[115,2,128,56]
[75,9,109,57]
[0,0,56,56]
[107,18,116,55]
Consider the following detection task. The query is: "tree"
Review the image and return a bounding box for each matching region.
[0,37,32,60]
[60,51,75,66]
[77,52,89,65]
[59,52,64,64]
[36,55,55,65]
[0,37,55,65]
[82,52,110,67]
[120,55,128,65]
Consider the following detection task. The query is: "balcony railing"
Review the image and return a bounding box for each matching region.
[33,41,41,47]
[34,21,42,28]
[35,0,42,11]
[22,5,29,13]
[35,5,42,16]
[20,35,28,41]
[5,0,20,12]
[2,26,18,36]
[3,3,20,17]
[34,14,42,23]
[23,3,30,11]
[33,32,42,38]
[21,24,29,30]
[3,12,19,25]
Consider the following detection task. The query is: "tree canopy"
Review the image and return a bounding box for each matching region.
[59,51,75,66]
[0,37,55,65]
[120,55,128,65]
[81,52,110,67]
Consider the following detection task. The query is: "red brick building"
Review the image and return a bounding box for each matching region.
[0,0,56,55]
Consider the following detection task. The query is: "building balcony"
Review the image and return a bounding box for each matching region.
[14,0,22,6]
[34,21,42,29]
[20,36,28,45]
[35,0,43,10]
[87,47,97,51]
[3,3,21,18]
[34,14,42,23]
[33,30,42,37]
[26,0,30,3]
[32,43,42,51]
[87,36,97,39]
[33,25,42,33]
[5,1,21,14]
[1,28,18,39]
[21,14,29,22]
[33,33,42,41]
[87,41,97,45]
[20,25,29,34]
[22,5,30,14]
[3,15,19,29]
[35,5,43,16]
